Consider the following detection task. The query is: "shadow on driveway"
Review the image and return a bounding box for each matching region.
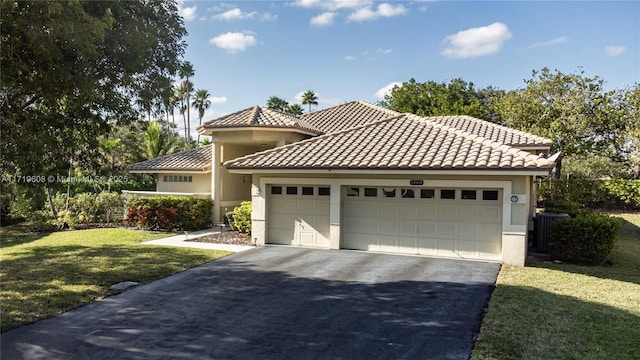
[1,247,500,360]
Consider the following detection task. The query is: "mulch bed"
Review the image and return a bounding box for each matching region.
[186,231,253,246]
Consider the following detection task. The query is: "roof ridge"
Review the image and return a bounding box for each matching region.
[431,114,553,145]
[223,114,406,166]
[414,114,554,167]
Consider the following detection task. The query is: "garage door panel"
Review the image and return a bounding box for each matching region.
[436,223,458,238]
[397,237,417,253]
[480,207,501,223]
[269,229,295,244]
[268,185,330,247]
[438,205,458,221]
[342,186,503,261]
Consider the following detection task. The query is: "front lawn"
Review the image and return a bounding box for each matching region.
[0,228,231,332]
[472,213,640,359]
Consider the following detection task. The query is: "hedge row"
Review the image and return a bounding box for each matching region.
[539,178,640,210]
[126,196,213,231]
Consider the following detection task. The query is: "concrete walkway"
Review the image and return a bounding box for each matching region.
[142,227,256,252]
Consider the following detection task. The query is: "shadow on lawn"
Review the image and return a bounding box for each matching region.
[474,284,640,359]
[0,229,49,247]
[0,243,221,332]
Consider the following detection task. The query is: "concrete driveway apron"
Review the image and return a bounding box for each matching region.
[1,246,500,360]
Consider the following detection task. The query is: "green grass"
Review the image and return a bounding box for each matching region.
[472,213,640,360]
[0,228,231,332]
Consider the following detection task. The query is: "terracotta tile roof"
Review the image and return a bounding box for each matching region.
[428,115,553,148]
[299,100,401,134]
[225,115,555,171]
[128,145,212,172]
[198,106,319,134]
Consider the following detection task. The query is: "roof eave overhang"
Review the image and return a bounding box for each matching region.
[198,126,319,137]
[226,167,554,177]
[128,169,212,174]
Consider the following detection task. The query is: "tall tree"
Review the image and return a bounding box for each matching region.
[192,89,211,145]
[0,0,186,177]
[301,90,318,113]
[495,68,628,177]
[266,96,289,112]
[286,104,304,115]
[174,85,188,141]
[378,78,501,121]
[179,61,195,148]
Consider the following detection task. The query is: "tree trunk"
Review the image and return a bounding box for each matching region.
[554,155,563,179]
[47,187,57,219]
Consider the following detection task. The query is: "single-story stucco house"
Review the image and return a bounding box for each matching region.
[128,101,555,266]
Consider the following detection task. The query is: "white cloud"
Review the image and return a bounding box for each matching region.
[377,48,392,54]
[347,3,406,22]
[310,12,336,26]
[441,22,512,59]
[528,36,569,48]
[210,96,227,104]
[212,8,277,21]
[343,55,356,61]
[209,32,258,54]
[374,81,402,99]
[294,0,372,11]
[605,45,625,56]
[177,0,197,22]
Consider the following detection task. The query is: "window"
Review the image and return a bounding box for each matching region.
[163,175,192,182]
[383,188,396,198]
[483,190,499,201]
[318,187,331,196]
[302,187,314,196]
[420,189,435,199]
[461,190,477,200]
[441,189,456,199]
[364,188,378,197]
[286,186,298,195]
[401,189,415,198]
[271,186,282,195]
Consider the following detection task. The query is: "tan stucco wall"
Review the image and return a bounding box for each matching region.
[156,173,212,193]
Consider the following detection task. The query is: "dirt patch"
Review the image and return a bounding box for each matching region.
[187,231,253,246]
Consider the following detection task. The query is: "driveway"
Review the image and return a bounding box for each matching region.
[1,247,500,360]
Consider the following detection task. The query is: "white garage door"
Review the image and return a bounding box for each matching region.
[267,185,331,247]
[342,186,503,260]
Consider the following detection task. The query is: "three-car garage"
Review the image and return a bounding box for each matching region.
[266,183,504,261]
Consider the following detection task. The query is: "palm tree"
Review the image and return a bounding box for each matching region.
[192,89,211,145]
[174,85,188,141]
[266,96,289,112]
[144,121,179,159]
[179,62,195,147]
[286,103,304,116]
[301,90,318,113]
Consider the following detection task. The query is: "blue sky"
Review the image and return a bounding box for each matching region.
[176,0,639,135]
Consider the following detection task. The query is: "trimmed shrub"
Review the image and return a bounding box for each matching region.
[549,212,621,265]
[544,200,581,217]
[126,196,213,231]
[232,201,251,234]
[53,192,125,228]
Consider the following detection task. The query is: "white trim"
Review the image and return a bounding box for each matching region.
[129,170,211,174]
[121,190,211,197]
[229,168,552,177]
[200,126,318,137]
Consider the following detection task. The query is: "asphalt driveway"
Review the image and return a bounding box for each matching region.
[1,247,500,360]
